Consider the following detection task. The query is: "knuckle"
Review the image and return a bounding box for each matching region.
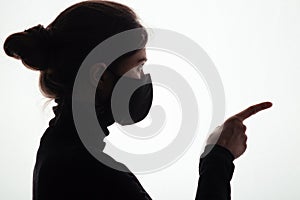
[225,116,241,125]
[224,117,232,124]
[249,105,255,110]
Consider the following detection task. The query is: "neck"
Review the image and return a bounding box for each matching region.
[49,96,110,151]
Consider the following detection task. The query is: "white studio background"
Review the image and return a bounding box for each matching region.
[1,0,299,199]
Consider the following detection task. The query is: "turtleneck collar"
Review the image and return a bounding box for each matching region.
[50,96,110,135]
[41,96,110,152]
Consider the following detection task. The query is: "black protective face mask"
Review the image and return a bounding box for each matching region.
[96,69,153,126]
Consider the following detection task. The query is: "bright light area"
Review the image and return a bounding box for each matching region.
[1,0,300,200]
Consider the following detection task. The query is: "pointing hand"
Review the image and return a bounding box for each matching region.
[206,102,273,159]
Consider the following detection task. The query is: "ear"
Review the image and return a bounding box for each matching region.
[89,62,107,88]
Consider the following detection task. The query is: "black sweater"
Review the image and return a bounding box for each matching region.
[33,99,235,200]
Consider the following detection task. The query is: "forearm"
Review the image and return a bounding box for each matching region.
[195,144,235,200]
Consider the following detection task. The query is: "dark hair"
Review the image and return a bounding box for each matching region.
[3,0,147,99]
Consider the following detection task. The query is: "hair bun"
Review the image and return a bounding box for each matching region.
[3,24,53,71]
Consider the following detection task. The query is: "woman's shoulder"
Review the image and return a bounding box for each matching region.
[36,145,152,199]
[41,145,130,177]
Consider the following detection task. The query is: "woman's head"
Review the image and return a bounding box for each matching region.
[3,0,148,100]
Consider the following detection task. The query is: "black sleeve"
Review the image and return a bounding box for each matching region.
[195,144,235,200]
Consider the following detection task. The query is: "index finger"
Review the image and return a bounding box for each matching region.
[234,102,273,121]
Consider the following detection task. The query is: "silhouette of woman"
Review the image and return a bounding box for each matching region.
[3,1,273,199]
[4,1,153,199]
